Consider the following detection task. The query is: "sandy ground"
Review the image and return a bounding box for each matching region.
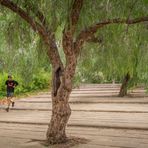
[0,84,148,148]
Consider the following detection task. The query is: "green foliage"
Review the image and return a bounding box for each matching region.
[0,0,148,90]
[0,12,51,98]
[0,71,51,98]
[0,73,7,98]
[75,22,148,86]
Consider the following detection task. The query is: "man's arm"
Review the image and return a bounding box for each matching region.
[14,80,18,87]
[5,80,8,85]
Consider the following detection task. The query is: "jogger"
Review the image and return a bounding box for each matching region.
[5,75,18,112]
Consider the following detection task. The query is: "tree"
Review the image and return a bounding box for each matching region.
[0,0,148,144]
[76,23,148,96]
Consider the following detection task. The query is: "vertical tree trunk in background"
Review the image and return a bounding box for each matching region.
[119,72,130,97]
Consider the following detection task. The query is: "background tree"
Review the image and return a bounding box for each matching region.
[76,23,148,97]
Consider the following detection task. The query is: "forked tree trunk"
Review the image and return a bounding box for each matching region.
[119,72,130,97]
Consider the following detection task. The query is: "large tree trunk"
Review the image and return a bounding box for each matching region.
[46,63,75,144]
[46,93,71,144]
[118,72,130,97]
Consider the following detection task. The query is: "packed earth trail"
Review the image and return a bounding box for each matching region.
[0,84,148,148]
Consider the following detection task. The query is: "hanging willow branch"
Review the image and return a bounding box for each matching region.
[0,0,63,68]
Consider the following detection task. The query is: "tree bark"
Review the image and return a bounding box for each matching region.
[119,72,130,97]
[46,91,71,144]
[46,64,75,144]
[46,96,71,144]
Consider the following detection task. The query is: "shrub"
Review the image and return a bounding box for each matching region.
[0,70,52,98]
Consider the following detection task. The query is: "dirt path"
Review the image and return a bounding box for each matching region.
[0,84,148,148]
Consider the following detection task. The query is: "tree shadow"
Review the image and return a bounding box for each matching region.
[27,137,89,148]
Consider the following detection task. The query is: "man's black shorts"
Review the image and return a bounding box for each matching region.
[7,92,14,97]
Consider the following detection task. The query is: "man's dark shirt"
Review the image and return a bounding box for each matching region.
[5,80,18,92]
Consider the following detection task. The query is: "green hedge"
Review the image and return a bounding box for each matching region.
[0,71,52,99]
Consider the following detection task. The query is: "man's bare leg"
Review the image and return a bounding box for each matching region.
[9,96,15,107]
[6,95,15,111]
[11,97,15,107]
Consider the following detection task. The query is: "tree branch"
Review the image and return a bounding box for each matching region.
[75,16,148,56]
[23,2,47,27]
[35,10,46,26]
[61,0,84,83]
[125,0,138,33]
[68,0,84,35]
[0,0,46,35]
[62,0,83,60]
[87,35,103,43]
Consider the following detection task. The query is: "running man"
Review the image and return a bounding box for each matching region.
[5,75,18,112]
